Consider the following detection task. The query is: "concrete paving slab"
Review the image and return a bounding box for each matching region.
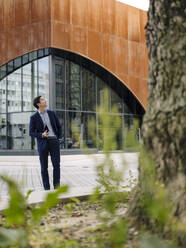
[0,153,138,210]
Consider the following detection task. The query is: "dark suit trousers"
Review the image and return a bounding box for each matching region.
[38,139,60,190]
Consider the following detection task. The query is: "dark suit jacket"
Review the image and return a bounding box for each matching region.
[29,110,62,140]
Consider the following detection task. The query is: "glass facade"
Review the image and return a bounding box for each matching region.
[0,48,143,151]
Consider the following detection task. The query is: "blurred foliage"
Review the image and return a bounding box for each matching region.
[0,88,185,248]
[0,175,68,247]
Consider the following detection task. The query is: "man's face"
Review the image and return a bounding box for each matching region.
[38,97,47,109]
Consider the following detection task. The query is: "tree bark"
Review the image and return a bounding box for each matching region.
[142,0,186,219]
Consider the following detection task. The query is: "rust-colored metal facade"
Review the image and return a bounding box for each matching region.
[0,0,148,108]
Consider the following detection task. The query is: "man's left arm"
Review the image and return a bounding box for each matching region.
[53,112,62,139]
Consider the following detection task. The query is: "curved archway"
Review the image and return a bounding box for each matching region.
[0,48,144,152]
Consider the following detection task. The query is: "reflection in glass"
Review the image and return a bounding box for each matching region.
[0,114,7,149]
[56,111,65,148]
[0,79,6,113]
[124,114,133,130]
[66,62,81,111]
[82,68,96,111]
[55,57,65,110]
[66,112,96,149]
[110,90,123,113]
[7,112,32,150]
[97,77,110,109]
[14,57,21,70]
[82,113,96,148]
[124,103,132,114]
[98,113,123,150]
[66,111,81,149]
[7,68,22,112]
[0,65,6,80]
[23,62,37,111]
[38,57,49,102]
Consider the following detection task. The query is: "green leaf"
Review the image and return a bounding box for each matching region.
[0,228,28,248]
[140,233,173,248]
[109,219,127,248]
[89,186,101,203]
[25,189,33,200]
[0,175,26,226]
[31,185,68,223]
[102,192,118,215]
[70,197,80,205]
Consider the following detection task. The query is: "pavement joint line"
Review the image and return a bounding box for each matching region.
[0,153,138,210]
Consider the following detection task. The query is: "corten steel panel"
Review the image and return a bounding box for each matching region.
[128,41,141,77]
[30,0,49,23]
[114,37,128,75]
[0,0,148,109]
[140,10,148,44]
[4,0,15,30]
[14,26,29,57]
[71,0,88,27]
[0,0,4,31]
[128,6,140,42]
[87,0,102,32]
[101,0,115,35]
[88,30,102,63]
[115,2,128,39]
[0,32,7,62]
[101,34,116,73]
[15,0,30,27]
[70,26,88,55]
[51,0,70,23]
[29,22,50,51]
[52,22,70,49]
[140,79,149,108]
[139,44,148,79]
[129,76,148,108]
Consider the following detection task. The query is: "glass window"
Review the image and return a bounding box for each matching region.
[23,63,37,111]
[0,65,6,80]
[7,112,32,150]
[97,77,110,111]
[66,111,81,149]
[66,112,96,149]
[56,111,65,148]
[7,68,22,112]
[110,90,123,113]
[22,54,29,65]
[38,57,49,102]
[82,68,96,111]
[0,78,6,113]
[66,62,81,111]
[124,114,133,130]
[0,114,7,149]
[44,48,49,56]
[14,57,21,70]
[98,113,123,150]
[124,103,132,114]
[38,49,44,58]
[29,51,37,62]
[7,61,14,73]
[55,57,65,110]
[82,113,96,148]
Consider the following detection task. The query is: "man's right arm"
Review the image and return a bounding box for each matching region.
[29,116,43,139]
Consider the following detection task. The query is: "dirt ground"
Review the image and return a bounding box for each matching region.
[29,199,139,248]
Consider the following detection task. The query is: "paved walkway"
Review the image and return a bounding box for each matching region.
[0,153,138,210]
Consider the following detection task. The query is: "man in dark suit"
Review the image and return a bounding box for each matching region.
[29,96,62,190]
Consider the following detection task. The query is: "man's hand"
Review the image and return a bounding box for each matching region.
[42,130,49,138]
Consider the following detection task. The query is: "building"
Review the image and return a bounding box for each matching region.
[0,0,148,153]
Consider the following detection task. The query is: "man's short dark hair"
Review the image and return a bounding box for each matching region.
[33,96,41,109]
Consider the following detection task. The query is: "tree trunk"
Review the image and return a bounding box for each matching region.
[143,0,186,219]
